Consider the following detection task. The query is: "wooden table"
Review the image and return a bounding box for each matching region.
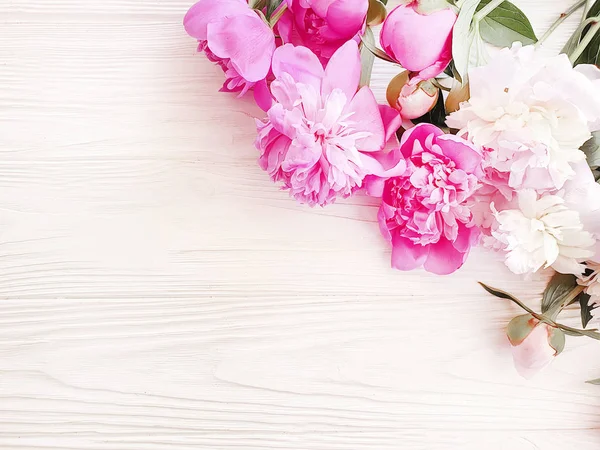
[1,0,598,448]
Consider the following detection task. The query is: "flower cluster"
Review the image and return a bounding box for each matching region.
[184,0,600,380]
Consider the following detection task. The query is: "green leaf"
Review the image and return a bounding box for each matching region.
[476,0,537,47]
[582,131,600,168]
[574,1,600,65]
[266,0,283,20]
[452,0,481,82]
[412,89,446,129]
[380,0,388,4]
[579,292,597,328]
[549,328,566,355]
[541,272,578,314]
[506,314,535,345]
[586,377,600,385]
[360,27,376,88]
[415,0,454,14]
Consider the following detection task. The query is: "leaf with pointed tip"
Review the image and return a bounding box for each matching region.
[541,273,578,314]
[579,292,597,328]
[586,377,600,385]
[476,0,537,48]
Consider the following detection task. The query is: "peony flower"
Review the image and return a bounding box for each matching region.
[255,41,401,206]
[507,314,564,378]
[446,44,600,192]
[492,190,596,275]
[368,123,483,275]
[184,0,275,109]
[285,0,369,62]
[380,3,456,81]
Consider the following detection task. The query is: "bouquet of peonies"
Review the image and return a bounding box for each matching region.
[184,0,600,380]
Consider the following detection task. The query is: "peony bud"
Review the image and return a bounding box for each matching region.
[380,3,456,80]
[507,314,565,378]
[386,74,438,120]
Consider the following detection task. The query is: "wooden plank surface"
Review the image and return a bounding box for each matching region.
[1,0,599,448]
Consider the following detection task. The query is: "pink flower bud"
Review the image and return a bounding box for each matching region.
[507,315,565,378]
[380,3,456,80]
[395,82,439,119]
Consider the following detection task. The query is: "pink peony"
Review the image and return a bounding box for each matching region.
[255,41,401,206]
[380,3,456,81]
[368,124,483,275]
[184,0,275,109]
[285,0,369,62]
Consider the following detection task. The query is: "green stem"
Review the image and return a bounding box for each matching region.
[570,17,600,62]
[473,0,504,23]
[537,0,587,47]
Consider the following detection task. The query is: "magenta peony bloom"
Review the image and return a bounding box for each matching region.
[369,124,483,275]
[380,3,456,81]
[256,41,401,206]
[285,0,369,62]
[184,0,275,108]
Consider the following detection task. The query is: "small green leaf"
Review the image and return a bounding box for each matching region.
[506,314,535,346]
[452,0,481,82]
[479,282,519,301]
[579,292,597,328]
[581,131,600,168]
[548,328,566,355]
[586,377,600,385]
[476,0,537,47]
[541,272,578,314]
[380,0,388,4]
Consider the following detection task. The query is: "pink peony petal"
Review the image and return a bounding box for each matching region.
[380,4,455,76]
[423,237,467,275]
[347,87,386,151]
[325,0,369,38]
[253,79,273,112]
[390,235,429,271]
[379,104,402,143]
[272,44,325,90]
[322,41,361,100]
[184,0,252,41]
[206,16,275,83]
[398,123,444,159]
[436,134,482,174]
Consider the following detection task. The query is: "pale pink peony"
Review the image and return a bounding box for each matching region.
[380,3,456,81]
[284,0,369,62]
[368,124,483,275]
[446,44,600,192]
[507,315,563,378]
[184,0,275,109]
[255,41,401,206]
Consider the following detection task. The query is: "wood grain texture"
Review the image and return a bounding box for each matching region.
[1,0,599,448]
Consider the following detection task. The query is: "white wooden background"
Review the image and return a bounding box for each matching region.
[1,1,599,449]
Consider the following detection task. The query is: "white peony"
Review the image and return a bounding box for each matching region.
[447,44,600,192]
[492,190,596,275]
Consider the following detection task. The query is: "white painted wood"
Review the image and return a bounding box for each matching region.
[1,0,599,448]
